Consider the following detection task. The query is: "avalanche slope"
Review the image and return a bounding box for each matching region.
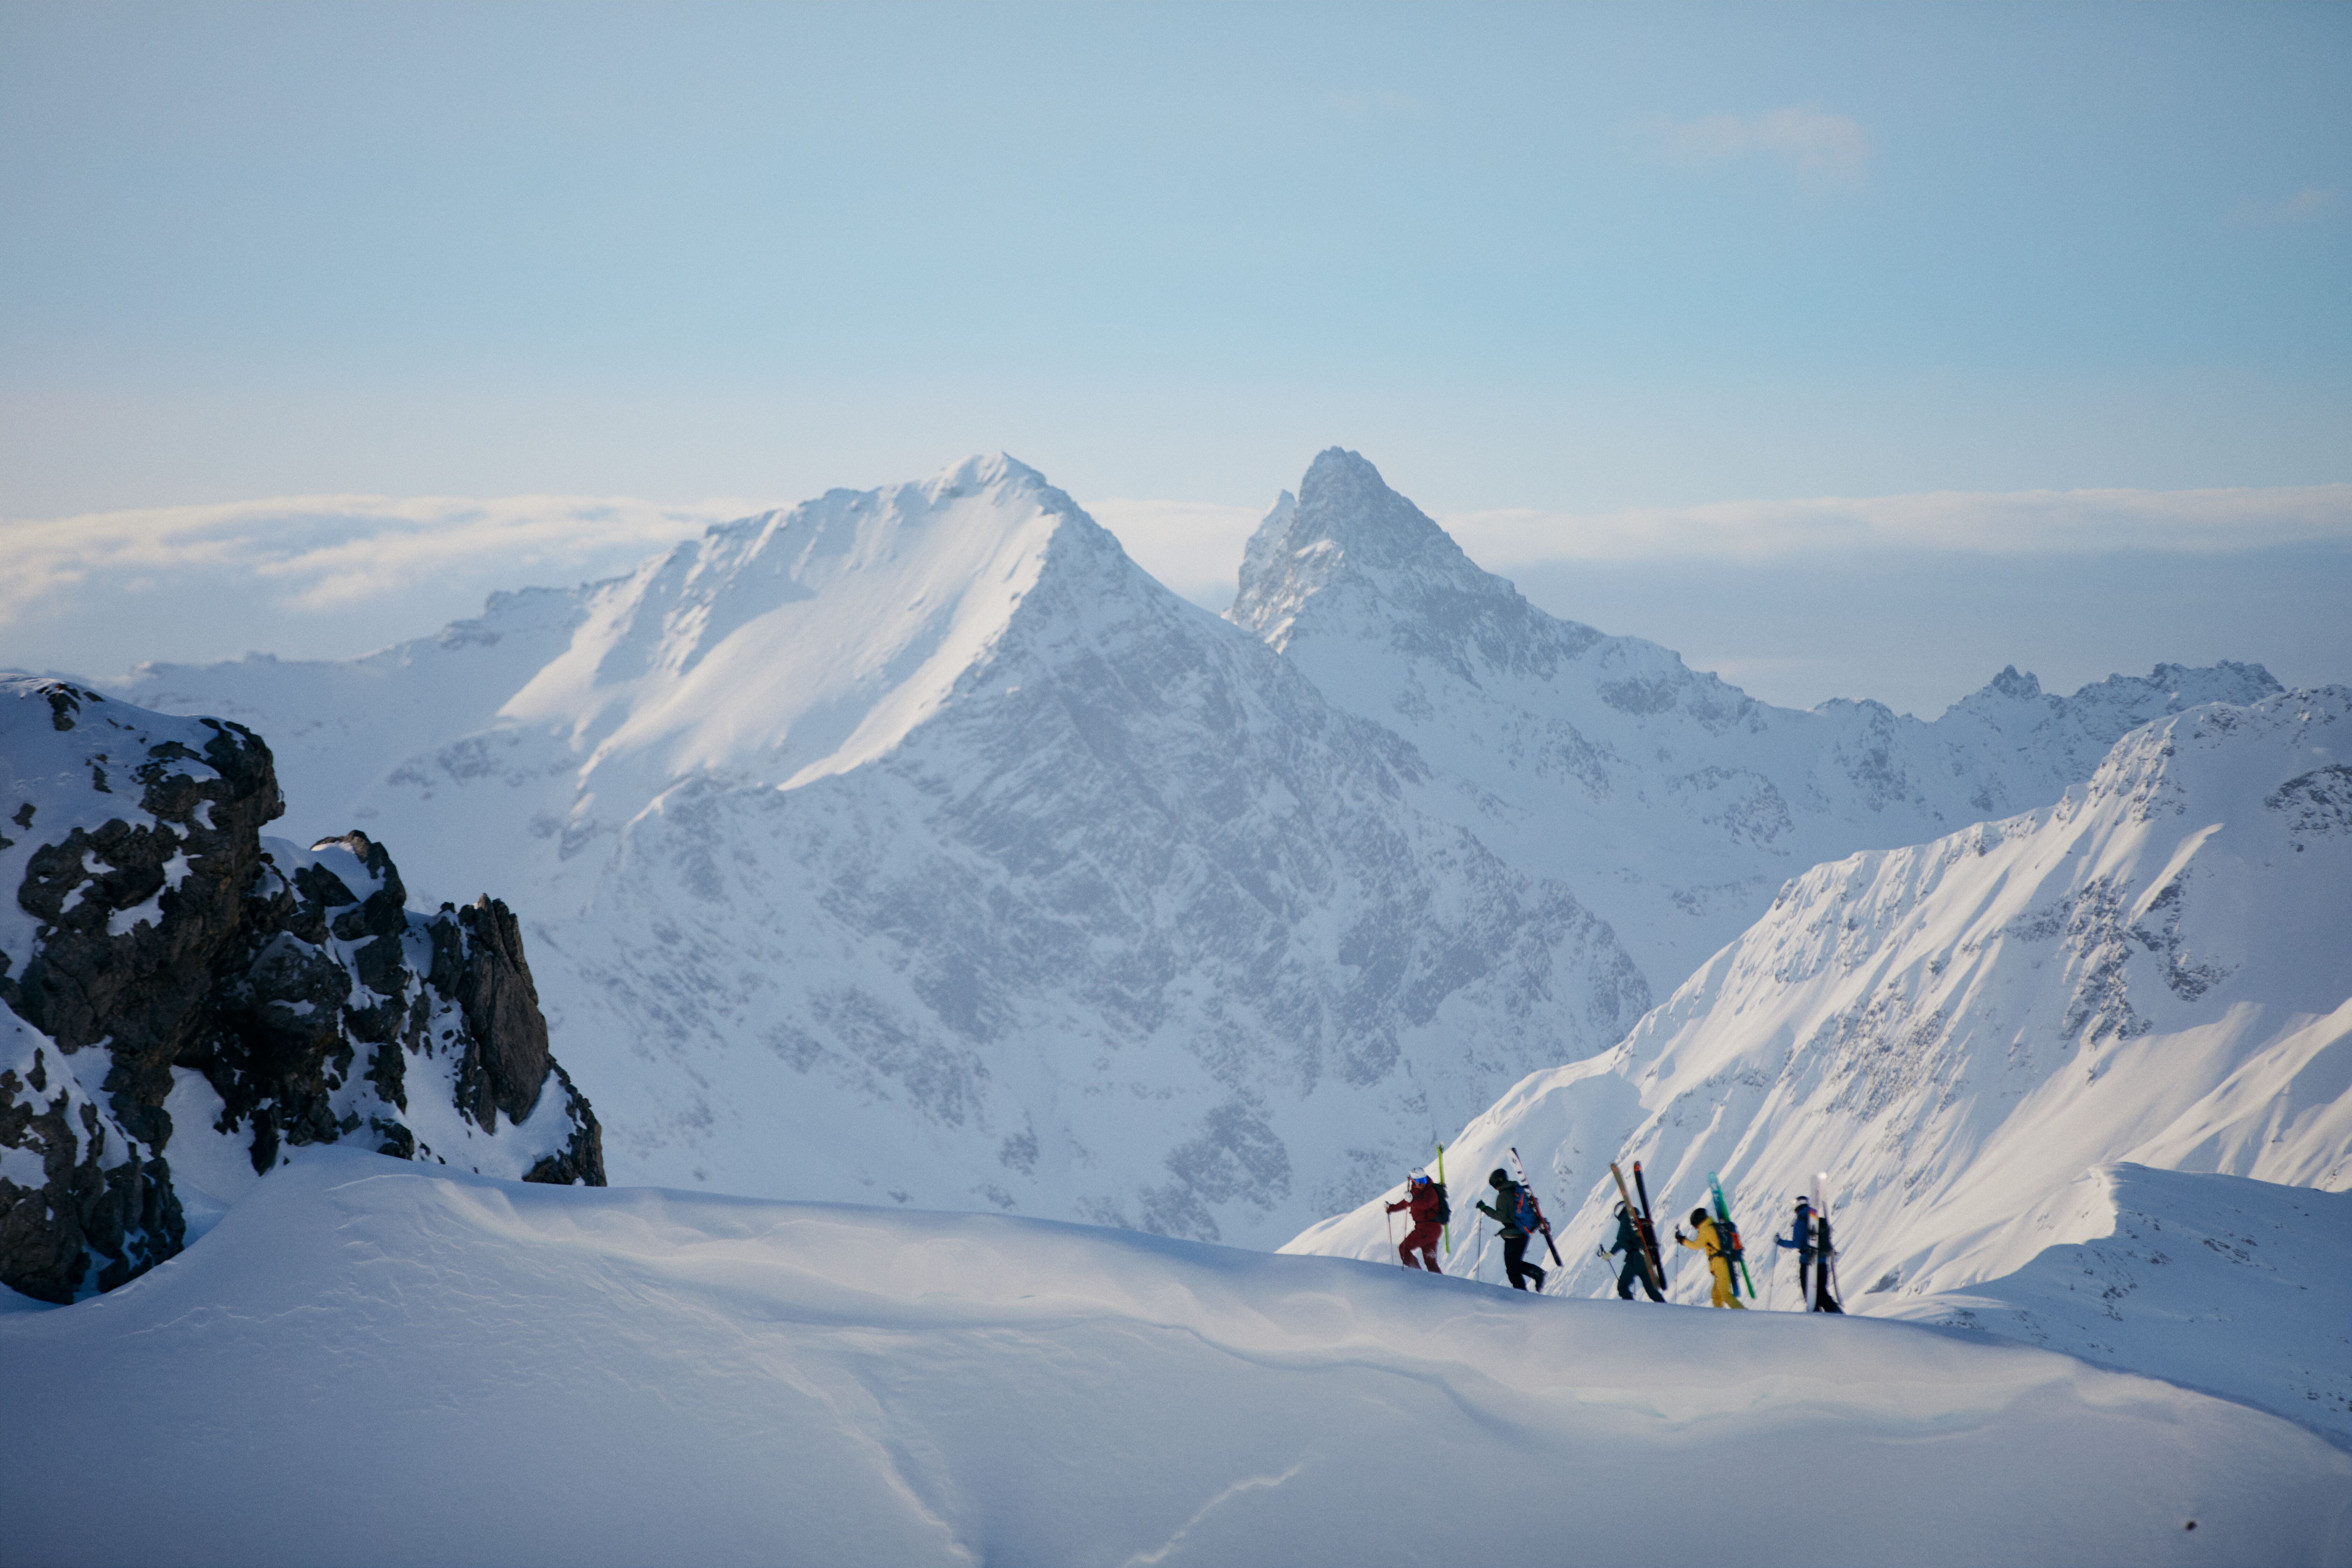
[101,457,1650,1246]
[4,1149,2347,1568]
[1231,448,2286,992]
[1288,686,2352,1443]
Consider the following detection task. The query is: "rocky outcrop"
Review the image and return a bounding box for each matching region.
[446,895,551,1128]
[1,677,603,1303]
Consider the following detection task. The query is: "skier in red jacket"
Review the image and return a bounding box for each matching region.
[1386,1171,1446,1272]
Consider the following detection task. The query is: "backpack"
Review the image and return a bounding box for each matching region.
[1513,1186,1543,1234]
[1428,1181,1451,1226]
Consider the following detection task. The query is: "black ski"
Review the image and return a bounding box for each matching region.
[1630,1160,1671,1296]
[1813,1169,1845,1312]
[1507,1146,1565,1273]
[1610,1161,1668,1298]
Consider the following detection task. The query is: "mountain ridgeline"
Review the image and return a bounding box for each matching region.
[86,449,2306,1257]
[1234,449,2285,992]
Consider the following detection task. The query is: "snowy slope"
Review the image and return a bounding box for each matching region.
[1232,448,2285,991]
[4,1150,2347,1568]
[105,458,1650,1247]
[1886,1164,2352,1441]
[1287,686,2352,1441]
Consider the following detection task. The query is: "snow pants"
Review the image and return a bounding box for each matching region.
[1502,1234,1546,1292]
[1707,1257,1745,1308]
[1398,1223,1442,1272]
[1616,1253,1663,1302]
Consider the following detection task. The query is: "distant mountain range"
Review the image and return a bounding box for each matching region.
[73,449,2308,1254]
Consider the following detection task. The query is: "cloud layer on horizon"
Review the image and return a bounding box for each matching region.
[1442,482,2352,567]
[3,479,2345,694]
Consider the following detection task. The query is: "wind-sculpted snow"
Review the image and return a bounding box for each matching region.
[108,457,1650,1247]
[1289,686,2352,1443]
[5,1152,2347,1567]
[1885,1164,2352,1444]
[1233,448,2286,991]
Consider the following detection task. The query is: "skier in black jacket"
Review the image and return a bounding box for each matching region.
[1607,1200,1665,1302]
[1476,1169,1547,1292]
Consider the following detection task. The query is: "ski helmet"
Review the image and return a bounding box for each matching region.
[1795,1196,1809,1208]
[1489,1169,1509,1188]
[1690,1208,1709,1227]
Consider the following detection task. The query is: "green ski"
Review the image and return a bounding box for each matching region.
[1706,1171,1757,1298]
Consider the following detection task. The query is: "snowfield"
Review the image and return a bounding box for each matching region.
[3,1150,2346,1568]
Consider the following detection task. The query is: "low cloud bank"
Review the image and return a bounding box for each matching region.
[1443,483,2352,566]
[0,494,748,676]
[4,481,2344,683]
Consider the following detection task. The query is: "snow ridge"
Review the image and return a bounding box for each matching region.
[7,1149,2348,1568]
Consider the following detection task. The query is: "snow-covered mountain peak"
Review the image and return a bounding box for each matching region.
[1229,447,1518,653]
[1225,448,2297,994]
[1228,447,1619,705]
[497,453,1112,796]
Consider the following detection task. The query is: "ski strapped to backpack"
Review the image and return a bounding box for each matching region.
[1815,1169,1844,1311]
[1607,1162,1665,1298]
[1631,1160,1670,1298]
[1508,1146,1565,1273]
[1706,1171,1757,1298]
[1436,1142,1451,1254]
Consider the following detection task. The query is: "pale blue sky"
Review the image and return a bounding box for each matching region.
[2,2,2347,711]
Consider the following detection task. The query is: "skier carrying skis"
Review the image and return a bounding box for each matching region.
[1476,1169,1547,1292]
[1385,1171,1447,1272]
[1774,1196,1821,1309]
[1674,1207,1746,1309]
[1810,1202,1845,1314]
[1606,1200,1665,1302]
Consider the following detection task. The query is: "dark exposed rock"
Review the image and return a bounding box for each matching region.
[0,1043,184,1303]
[520,1063,603,1186]
[1,677,603,1302]
[451,896,551,1129]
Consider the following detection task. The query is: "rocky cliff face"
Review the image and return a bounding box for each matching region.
[0,677,602,1302]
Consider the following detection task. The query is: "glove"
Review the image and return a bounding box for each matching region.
[1673,1228,1687,1242]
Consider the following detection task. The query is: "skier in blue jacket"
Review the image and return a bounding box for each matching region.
[1775,1197,1817,1307]
[1776,1197,1842,1311]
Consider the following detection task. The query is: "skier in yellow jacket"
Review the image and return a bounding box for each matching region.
[1675,1207,1746,1309]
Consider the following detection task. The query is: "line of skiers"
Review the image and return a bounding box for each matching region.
[1387,1168,1843,1310]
